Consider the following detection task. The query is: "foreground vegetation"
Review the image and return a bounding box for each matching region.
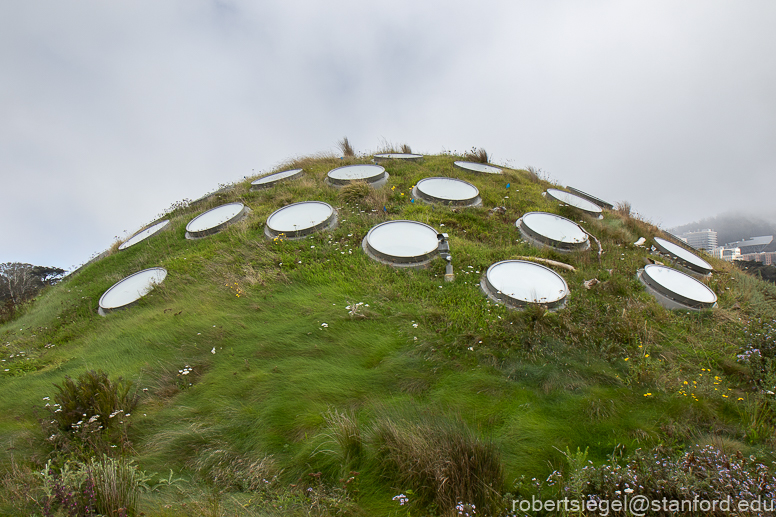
[2,149,776,515]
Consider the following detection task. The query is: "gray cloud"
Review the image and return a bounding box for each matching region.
[2,0,774,268]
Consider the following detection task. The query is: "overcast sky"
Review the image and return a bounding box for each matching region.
[2,1,775,269]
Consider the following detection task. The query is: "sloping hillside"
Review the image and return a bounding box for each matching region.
[2,152,776,516]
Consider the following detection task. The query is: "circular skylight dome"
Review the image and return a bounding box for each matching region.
[481,260,569,309]
[251,168,304,190]
[653,237,713,276]
[98,267,167,316]
[186,202,250,239]
[516,212,590,252]
[327,164,388,187]
[264,201,337,239]
[412,177,482,206]
[545,188,603,218]
[373,153,423,163]
[566,186,613,210]
[363,220,439,267]
[638,264,717,310]
[119,220,170,250]
[453,161,502,174]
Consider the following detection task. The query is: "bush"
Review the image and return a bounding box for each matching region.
[42,370,139,457]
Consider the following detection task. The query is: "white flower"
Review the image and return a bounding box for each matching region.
[211,347,216,354]
[412,323,418,328]
[321,323,328,328]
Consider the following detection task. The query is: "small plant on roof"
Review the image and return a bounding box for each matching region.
[401,143,412,153]
[338,137,355,157]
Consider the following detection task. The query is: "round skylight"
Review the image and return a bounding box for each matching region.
[327,164,388,187]
[453,161,502,174]
[653,237,713,276]
[251,168,304,190]
[373,153,423,163]
[566,186,613,210]
[516,212,590,252]
[98,267,167,316]
[119,220,170,250]
[413,177,482,206]
[185,202,250,239]
[481,260,569,309]
[638,264,717,310]
[545,188,603,218]
[265,201,337,239]
[363,220,439,266]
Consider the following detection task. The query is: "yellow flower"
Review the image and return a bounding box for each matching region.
[624,358,629,361]
[645,354,649,358]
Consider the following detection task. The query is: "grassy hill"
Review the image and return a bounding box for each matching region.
[2,152,776,516]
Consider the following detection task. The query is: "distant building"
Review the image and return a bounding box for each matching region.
[725,236,773,255]
[680,229,717,251]
[738,251,776,266]
[712,247,741,261]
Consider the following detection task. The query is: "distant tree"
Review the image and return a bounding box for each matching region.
[0,262,65,307]
[736,260,776,286]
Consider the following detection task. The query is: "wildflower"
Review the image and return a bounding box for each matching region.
[321,323,328,328]
[392,494,409,505]
[211,347,216,354]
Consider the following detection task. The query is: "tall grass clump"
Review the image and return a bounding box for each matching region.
[320,409,363,468]
[464,147,489,164]
[193,446,280,491]
[339,181,370,205]
[40,455,148,517]
[371,415,503,515]
[338,137,355,157]
[89,455,148,516]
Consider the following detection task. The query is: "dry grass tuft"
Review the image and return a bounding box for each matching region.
[523,166,543,183]
[371,415,503,514]
[464,147,489,164]
[615,201,632,218]
[339,137,355,157]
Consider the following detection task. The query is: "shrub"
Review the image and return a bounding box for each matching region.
[42,370,139,456]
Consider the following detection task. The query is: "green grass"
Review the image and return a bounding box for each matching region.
[2,152,775,515]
